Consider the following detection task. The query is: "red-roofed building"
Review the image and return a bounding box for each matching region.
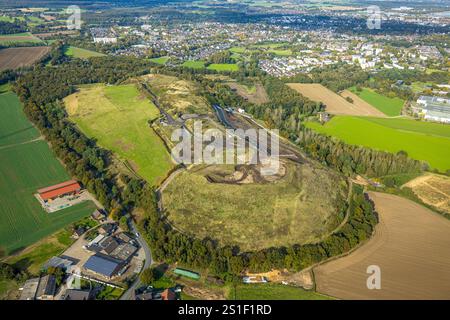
[161,288,176,301]
[37,180,81,202]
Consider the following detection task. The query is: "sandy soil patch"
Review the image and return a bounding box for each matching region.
[246,269,314,289]
[403,173,450,213]
[314,192,450,299]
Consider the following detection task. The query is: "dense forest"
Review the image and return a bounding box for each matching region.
[12,55,379,280]
[0,21,27,34]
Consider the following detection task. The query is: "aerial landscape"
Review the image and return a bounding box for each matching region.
[0,0,449,304]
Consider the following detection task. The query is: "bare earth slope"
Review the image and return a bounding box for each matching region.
[314,192,450,300]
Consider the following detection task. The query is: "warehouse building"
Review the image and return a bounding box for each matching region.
[416,95,450,123]
[83,253,123,279]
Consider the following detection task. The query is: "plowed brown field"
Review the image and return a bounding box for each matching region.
[287,83,385,117]
[314,192,450,299]
[0,46,50,71]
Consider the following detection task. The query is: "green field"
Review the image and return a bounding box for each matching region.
[64,46,105,59]
[268,49,292,56]
[0,32,42,46]
[64,83,173,185]
[0,92,39,146]
[229,47,247,54]
[149,56,170,65]
[0,92,96,254]
[6,228,74,274]
[305,116,450,172]
[230,284,333,300]
[182,60,206,69]
[207,63,239,72]
[349,87,404,116]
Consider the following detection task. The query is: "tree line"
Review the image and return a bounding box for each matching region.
[0,21,27,35]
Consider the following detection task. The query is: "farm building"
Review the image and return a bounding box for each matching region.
[62,289,91,300]
[20,275,57,300]
[173,268,200,280]
[83,253,123,279]
[37,180,81,202]
[35,275,57,300]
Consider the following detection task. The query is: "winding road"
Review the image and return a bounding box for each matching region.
[120,221,153,300]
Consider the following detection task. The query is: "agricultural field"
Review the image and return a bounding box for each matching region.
[0,92,96,254]
[149,56,170,65]
[63,46,105,59]
[0,92,39,146]
[6,228,75,275]
[162,162,348,251]
[226,82,269,105]
[64,83,173,185]
[314,192,450,299]
[0,46,50,71]
[34,30,78,39]
[0,32,43,46]
[305,116,450,172]
[402,173,450,214]
[207,63,239,72]
[287,83,384,116]
[182,60,206,69]
[267,48,292,56]
[230,283,332,300]
[139,73,212,116]
[348,87,405,116]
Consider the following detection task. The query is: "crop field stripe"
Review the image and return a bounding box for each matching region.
[0,92,40,146]
[305,116,450,172]
[0,92,96,253]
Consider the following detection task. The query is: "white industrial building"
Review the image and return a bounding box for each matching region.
[416,96,450,123]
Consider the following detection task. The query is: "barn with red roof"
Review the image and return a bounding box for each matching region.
[37,180,81,202]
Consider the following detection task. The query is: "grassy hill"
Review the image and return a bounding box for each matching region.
[163,163,348,251]
[64,83,173,185]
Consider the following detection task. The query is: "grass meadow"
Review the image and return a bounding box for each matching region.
[229,283,333,300]
[64,83,173,185]
[305,116,450,172]
[349,87,404,116]
[64,46,105,59]
[206,63,239,72]
[149,56,170,65]
[182,60,206,69]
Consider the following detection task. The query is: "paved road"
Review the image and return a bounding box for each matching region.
[212,104,233,128]
[120,221,153,300]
